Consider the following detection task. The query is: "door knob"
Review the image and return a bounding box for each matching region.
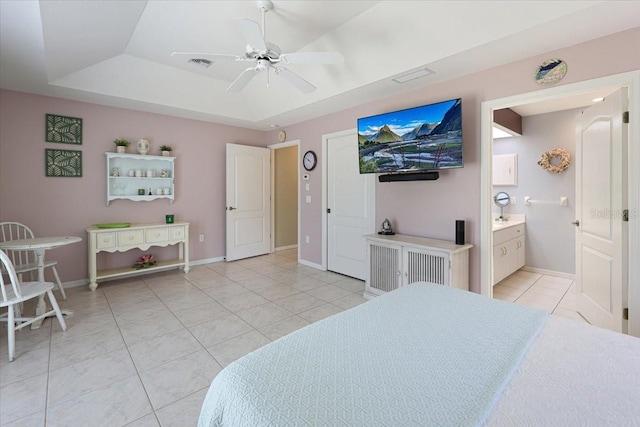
[572,220,580,226]
[227,206,236,211]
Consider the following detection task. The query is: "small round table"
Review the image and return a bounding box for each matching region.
[0,236,82,328]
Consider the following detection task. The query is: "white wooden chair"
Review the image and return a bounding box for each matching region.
[0,249,67,361]
[0,222,67,300]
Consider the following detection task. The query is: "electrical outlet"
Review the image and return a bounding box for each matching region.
[199,234,205,242]
[305,235,310,244]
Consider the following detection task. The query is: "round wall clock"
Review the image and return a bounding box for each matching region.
[303,150,317,171]
[278,130,287,142]
[535,59,567,86]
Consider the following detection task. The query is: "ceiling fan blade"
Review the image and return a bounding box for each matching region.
[274,67,316,94]
[227,67,260,92]
[171,52,243,61]
[279,52,344,65]
[234,18,267,52]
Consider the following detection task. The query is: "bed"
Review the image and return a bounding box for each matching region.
[198,283,640,426]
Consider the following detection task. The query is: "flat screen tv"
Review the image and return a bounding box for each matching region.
[358,98,463,174]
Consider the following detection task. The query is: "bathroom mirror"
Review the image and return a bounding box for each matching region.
[494,192,510,207]
[494,192,510,221]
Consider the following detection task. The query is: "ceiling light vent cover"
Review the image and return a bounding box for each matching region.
[188,58,213,68]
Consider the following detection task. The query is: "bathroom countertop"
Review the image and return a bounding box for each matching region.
[492,214,526,231]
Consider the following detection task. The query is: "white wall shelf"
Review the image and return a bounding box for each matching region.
[105,152,175,206]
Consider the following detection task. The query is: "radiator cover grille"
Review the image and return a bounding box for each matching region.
[369,244,399,292]
[406,249,447,285]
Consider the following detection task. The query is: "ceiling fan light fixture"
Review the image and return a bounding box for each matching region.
[392,67,435,84]
[187,58,213,69]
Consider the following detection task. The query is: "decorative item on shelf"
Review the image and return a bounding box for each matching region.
[165,214,174,224]
[378,218,395,235]
[535,59,567,86]
[113,139,130,153]
[133,254,157,270]
[138,188,145,195]
[111,167,120,177]
[538,148,571,174]
[137,138,150,155]
[159,145,173,156]
[160,169,170,178]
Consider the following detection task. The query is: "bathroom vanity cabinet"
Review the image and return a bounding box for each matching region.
[493,221,525,284]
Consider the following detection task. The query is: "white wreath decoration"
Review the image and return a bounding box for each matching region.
[538,148,571,174]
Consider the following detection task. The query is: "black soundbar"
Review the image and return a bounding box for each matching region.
[378,171,439,182]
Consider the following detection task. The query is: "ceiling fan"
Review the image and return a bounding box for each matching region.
[172,0,344,94]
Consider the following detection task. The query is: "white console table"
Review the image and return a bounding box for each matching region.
[365,233,472,299]
[87,222,190,290]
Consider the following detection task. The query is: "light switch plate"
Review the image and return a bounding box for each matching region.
[305,195,311,203]
[305,183,310,191]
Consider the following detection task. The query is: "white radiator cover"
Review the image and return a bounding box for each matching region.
[364,234,472,299]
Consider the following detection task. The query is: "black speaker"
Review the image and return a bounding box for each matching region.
[378,171,439,182]
[455,220,465,245]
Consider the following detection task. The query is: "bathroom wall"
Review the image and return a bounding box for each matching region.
[493,108,579,274]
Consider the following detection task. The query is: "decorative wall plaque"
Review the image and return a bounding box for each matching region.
[46,114,83,144]
[45,149,82,177]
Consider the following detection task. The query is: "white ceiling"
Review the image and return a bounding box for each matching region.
[1,1,639,130]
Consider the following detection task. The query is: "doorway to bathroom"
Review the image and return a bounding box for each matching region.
[481,72,640,335]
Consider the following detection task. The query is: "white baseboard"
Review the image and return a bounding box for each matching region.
[298,258,324,271]
[63,279,90,289]
[190,256,225,266]
[275,244,298,252]
[520,266,576,280]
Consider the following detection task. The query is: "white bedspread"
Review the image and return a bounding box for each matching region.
[199,283,548,426]
[486,315,640,425]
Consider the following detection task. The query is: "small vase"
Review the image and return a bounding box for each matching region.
[137,139,150,155]
[116,146,126,153]
[162,151,171,157]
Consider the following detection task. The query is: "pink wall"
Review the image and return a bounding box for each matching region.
[0,93,266,282]
[1,28,638,291]
[271,28,640,292]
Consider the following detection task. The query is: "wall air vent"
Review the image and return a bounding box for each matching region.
[188,58,213,68]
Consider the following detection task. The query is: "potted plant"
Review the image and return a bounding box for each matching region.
[114,139,131,153]
[159,145,173,157]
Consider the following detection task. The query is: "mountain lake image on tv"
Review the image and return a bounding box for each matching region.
[358,98,462,174]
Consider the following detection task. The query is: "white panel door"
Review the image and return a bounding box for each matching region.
[575,88,627,332]
[226,143,271,261]
[327,130,375,280]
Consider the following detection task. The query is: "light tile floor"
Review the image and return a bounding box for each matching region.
[1,252,587,426]
[0,249,367,426]
[493,269,589,324]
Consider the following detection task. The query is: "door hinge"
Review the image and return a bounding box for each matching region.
[623,307,629,320]
[623,209,629,222]
[622,111,629,124]
[327,208,331,214]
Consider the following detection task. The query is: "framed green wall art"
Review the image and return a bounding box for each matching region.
[45,113,83,144]
[45,149,82,177]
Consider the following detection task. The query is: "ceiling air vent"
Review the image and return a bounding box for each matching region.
[188,58,213,69]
